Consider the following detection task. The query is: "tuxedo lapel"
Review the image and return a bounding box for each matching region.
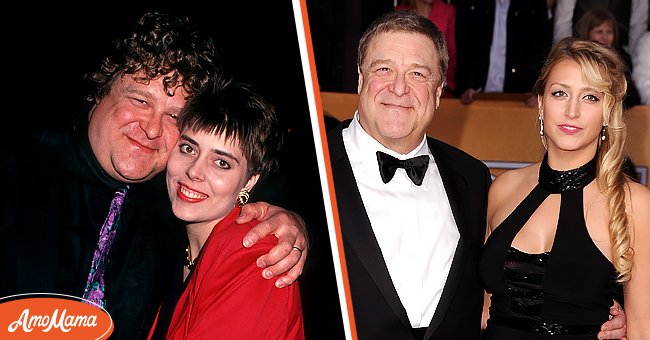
[328,121,412,329]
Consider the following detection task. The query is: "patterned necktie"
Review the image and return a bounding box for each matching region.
[83,186,128,307]
[376,151,430,186]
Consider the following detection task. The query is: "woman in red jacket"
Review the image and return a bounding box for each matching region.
[148,79,304,340]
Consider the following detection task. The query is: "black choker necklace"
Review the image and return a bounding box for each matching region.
[538,152,597,193]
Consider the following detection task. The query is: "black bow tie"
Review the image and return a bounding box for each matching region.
[376,151,429,186]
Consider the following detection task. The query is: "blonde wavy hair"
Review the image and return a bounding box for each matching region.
[533,37,633,283]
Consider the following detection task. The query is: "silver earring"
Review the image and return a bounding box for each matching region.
[539,115,544,136]
[601,126,607,141]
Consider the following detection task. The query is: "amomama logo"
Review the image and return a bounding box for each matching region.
[0,293,113,339]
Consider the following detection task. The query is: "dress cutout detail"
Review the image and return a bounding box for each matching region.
[479,154,620,339]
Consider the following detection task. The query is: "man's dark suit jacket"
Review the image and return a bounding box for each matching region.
[328,119,491,340]
[0,110,185,339]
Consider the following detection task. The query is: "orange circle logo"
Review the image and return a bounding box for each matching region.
[0,294,113,339]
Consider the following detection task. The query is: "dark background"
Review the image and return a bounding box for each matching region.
[7,2,345,339]
[306,0,394,93]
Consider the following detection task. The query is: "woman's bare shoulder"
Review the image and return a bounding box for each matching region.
[487,163,539,230]
[627,180,650,220]
[490,162,539,197]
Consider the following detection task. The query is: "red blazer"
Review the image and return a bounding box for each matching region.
[148,207,305,339]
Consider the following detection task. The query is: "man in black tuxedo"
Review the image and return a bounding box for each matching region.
[327,11,491,339]
[326,10,629,340]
